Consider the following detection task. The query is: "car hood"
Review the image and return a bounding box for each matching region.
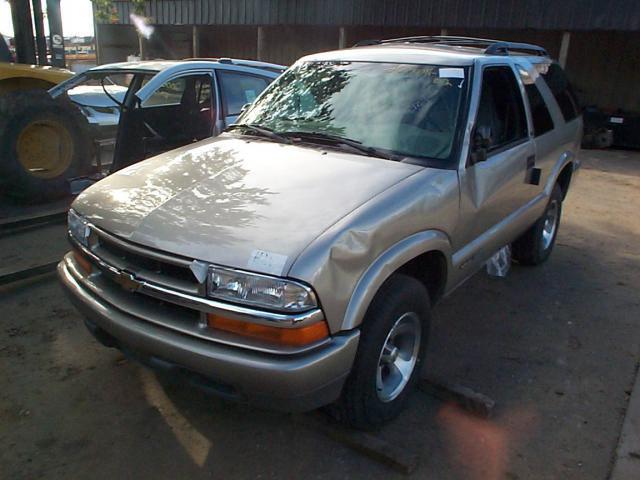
[67,85,127,107]
[73,135,422,276]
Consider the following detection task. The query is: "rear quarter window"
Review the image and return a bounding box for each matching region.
[537,63,580,122]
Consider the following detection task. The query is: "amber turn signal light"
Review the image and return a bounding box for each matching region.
[72,249,92,274]
[207,313,329,347]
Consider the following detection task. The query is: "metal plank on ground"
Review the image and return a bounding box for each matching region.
[0,210,68,238]
[0,262,59,287]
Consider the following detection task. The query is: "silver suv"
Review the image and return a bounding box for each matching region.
[59,37,582,429]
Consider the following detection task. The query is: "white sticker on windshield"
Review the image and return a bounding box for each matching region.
[248,249,288,275]
[439,68,465,79]
[244,89,257,103]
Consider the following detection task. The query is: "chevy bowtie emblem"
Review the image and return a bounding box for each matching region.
[113,271,141,292]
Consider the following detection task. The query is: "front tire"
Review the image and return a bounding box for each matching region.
[512,183,563,265]
[336,274,430,430]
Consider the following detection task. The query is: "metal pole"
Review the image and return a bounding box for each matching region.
[92,0,101,65]
[257,26,265,61]
[9,0,37,64]
[559,31,571,68]
[31,0,48,65]
[46,0,66,67]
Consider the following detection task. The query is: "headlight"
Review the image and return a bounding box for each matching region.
[207,267,317,312]
[68,209,90,246]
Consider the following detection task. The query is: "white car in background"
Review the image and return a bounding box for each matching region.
[0,58,285,201]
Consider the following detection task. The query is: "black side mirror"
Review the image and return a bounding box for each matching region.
[470,126,492,163]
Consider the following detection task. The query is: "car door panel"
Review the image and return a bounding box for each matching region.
[454,64,537,274]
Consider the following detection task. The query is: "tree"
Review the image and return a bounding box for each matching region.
[92,0,148,58]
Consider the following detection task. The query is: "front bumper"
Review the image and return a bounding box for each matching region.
[58,255,359,411]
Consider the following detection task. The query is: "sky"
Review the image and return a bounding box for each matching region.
[1,0,95,38]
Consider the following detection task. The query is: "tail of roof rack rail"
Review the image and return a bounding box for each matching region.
[184,57,287,73]
[353,36,548,57]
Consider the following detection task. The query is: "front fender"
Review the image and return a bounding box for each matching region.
[341,230,452,331]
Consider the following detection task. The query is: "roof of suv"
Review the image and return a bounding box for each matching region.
[302,36,551,66]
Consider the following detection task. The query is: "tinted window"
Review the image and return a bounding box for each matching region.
[143,77,187,107]
[476,66,528,151]
[218,71,270,115]
[525,84,554,136]
[538,63,580,122]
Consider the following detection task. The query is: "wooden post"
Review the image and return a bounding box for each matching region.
[257,26,265,61]
[339,26,346,49]
[138,35,145,60]
[192,25,199,57]
[559,31,571,68]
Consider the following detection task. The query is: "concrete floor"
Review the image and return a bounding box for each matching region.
[1,149,639,479]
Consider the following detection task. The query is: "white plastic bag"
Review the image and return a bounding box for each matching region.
[486,245,512,277]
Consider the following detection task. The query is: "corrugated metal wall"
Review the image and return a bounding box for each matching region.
[98,1,640,111]
[109,0,640,31]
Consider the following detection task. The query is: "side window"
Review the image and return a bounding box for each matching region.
[217,71,270,116]
[142,77,186,107]
[476,66,528,151]
[525,84,555,136]
[141,74,213,110]
[537,63,580,122]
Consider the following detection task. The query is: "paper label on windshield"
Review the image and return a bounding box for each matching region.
[439,68,465,79]
[244,89,257,103]
[248,250,288,275]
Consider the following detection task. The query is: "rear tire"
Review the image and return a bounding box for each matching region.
[0,90,93,203]
[335,274,430,430]
[512,183,563,265]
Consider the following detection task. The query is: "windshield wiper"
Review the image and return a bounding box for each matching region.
[226,123,292,144]
[281,131,401,161]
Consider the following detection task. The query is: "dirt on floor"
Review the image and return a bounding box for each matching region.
[1,149,639,480]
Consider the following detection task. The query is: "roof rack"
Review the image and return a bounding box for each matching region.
[353,36,548,57]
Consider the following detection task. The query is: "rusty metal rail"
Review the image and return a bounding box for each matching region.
[0,210,67,238]
[0,262,59,287]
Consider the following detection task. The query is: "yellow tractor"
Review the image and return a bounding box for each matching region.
[0,61,73,94]
[1,33,84,203]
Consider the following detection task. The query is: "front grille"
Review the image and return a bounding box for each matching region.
[90,227,201,295]
[98,237,195,283]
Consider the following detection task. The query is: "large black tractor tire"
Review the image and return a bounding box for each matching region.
[0,90,93,203]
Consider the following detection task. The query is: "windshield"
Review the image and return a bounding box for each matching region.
[240,61,467,161]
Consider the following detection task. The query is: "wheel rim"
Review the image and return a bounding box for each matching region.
[376,312,421,403]
[541,199,559,250]
[16,120,74,179]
